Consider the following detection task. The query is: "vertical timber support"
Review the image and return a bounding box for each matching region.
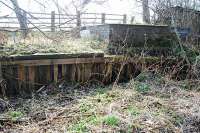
[0,62,2,80]
[18,65,25,95]
[62,64,66,79]
[28,66,35,91]
[54,65,58,83]
[0,62,6,98]
[51,11,55,32]
[46,66,51,83]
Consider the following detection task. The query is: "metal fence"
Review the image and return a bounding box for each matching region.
[0,11,127,32]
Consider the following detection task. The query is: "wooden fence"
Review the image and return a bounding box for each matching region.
[0,11,127,32]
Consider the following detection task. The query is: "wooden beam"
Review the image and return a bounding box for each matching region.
[28,66,35,90]
[54,65,58,83]
[0,62,2,79]
[18,65,25,92]
[1,57,106,66]
[1,56,170,67]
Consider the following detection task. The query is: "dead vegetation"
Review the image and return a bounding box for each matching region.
[0,72,200,133]
[0,32,106,56]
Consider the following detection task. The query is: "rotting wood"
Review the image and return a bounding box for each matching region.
[28,66,35,91]
[0,62,2,80]
[71,64,76,81]
[18,65,25,92]
[46,66,51,82]
[1,57,105,66]
[54,65,58,83]
[0,53,104,61]
[0,56,183,96]
[1,56,173,66]
[62,64,66,79]
[0,62,5,98]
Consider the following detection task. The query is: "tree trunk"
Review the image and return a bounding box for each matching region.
[10,0,28,37]
[142,0,150,24]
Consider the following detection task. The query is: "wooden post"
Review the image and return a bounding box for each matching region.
[77,11,81,27]
[62,64,66,78]
[51,11,55,32]
[130,16,135,24]
[76,11,81,38]
[54,65,58,83]
[123,14,127,24]
[28,66,35,90]
[101,13,106,24]
[0,62,2,80]
[18,65,25,94]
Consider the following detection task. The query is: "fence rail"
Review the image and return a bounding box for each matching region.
[0,11,127,32]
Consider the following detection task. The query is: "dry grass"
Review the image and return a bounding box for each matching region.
[0,32,107,56]
[1,74,200,133]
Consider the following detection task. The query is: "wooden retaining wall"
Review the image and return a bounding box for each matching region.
[0,54,190,97]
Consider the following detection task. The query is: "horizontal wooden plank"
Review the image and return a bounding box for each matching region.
[1,56,175,66]
[1,57,106,66]
[0,53,104,61]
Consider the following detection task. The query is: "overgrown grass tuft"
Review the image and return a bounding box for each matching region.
[103,115,120,127]
[135,82,151,93]
[8,111,23,121]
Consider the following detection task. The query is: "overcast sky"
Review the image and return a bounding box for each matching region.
[0,0,144,23]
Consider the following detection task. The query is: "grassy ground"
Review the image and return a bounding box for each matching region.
[0,32,106,56]
[1,72,200,133]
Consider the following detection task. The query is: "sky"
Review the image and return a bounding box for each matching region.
[0,0,144,23]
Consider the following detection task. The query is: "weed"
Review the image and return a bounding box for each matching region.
[135,82,151,93]
[135,73,148,82]
[70,121,88,133]
[79,102,92,113]
[103,115,120,127]
[170,112,184,126]
[128,106,141,116]
[8,111,23,120]
[87,115,102,125]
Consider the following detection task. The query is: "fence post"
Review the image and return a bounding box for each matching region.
[51,11,55,32]
[130,16,135,24]
[101,13,106,24]
[76,11,81,37]
[123,14,127,24]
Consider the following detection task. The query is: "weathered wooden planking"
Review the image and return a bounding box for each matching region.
[1,57,106,66]
[28,66,35,90]
[0,53,104,61]
[1,56,176,66]
[1,55,184,96]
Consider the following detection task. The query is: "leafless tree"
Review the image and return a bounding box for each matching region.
[10,0,28,37]
[142,0,150,23]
